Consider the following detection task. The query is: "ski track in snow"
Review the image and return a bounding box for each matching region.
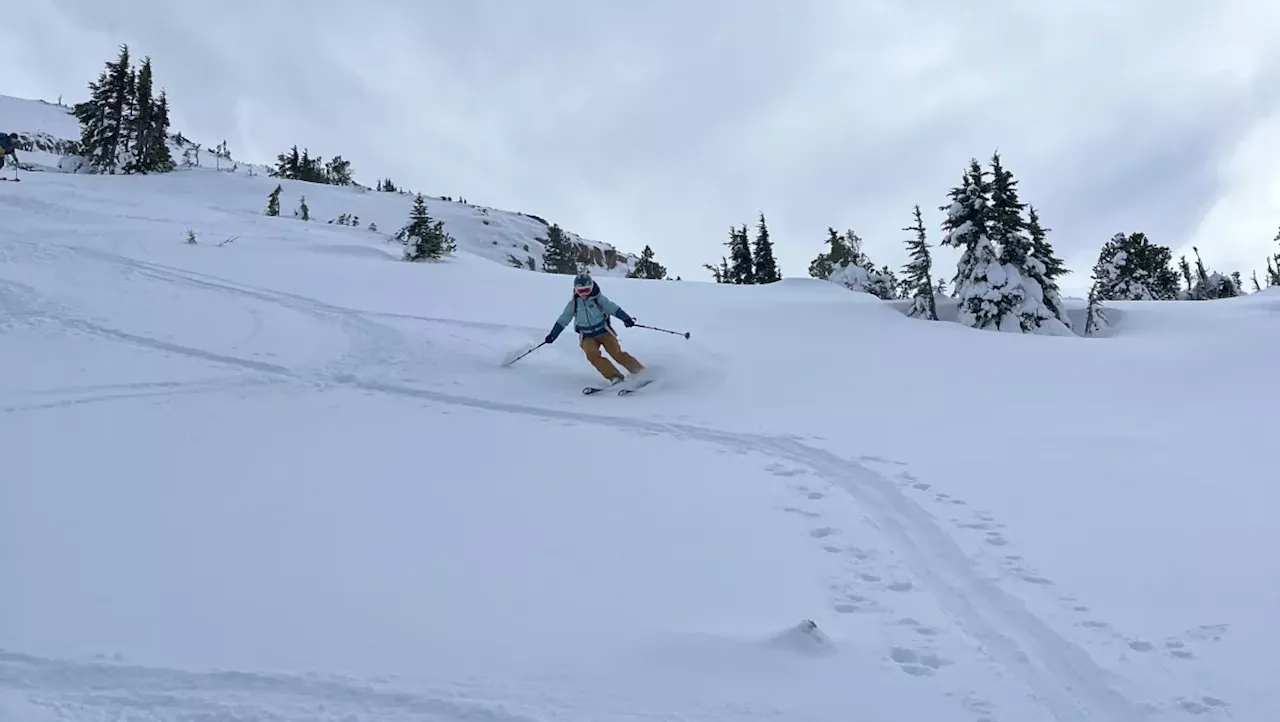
[0,648,546,722]
[1,245,1232,722]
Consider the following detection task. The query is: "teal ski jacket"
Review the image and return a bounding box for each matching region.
[548,282,633,340]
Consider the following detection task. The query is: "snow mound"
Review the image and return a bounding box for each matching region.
[763,619,839,656]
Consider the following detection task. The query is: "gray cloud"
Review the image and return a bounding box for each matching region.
[3,1,1278,293]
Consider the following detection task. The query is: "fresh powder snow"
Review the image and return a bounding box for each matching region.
[2,93,1277,722]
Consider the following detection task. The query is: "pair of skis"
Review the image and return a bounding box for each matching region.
[582,377,654,396]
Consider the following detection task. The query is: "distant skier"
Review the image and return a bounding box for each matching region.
[545,273,645,384]
[0,133,17,168]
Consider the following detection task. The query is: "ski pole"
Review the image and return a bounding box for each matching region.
[501,341,546,367]
[635,323,690,339]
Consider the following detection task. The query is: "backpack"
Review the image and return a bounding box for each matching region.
[571,293,612,333]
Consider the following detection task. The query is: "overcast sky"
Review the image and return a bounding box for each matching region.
[4,1,1279,293]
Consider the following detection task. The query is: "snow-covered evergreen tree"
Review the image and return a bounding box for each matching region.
[539,223,579,274]
[398,194,457,262]
[325,155,354,185]
[726,225,754,284]
[72,47,173,174]
[824,229,897,299]
[938,160,990,295]
[142,89,175,172]
[1083,253,1111,336]
[808,228,855,279]
[1092,232,1181,300]
[828,263,897,299]
[1024,205,1072,330]
[703,257,727,282]
[900,205,937,320]
[1182,246,1239,300]
[627,244,667,279]
[1177,255,1192,291]
[123,57,154,172]
[751,213,781,283]
[73,45,134,173]
[1269,227,1280,286]
[988,152,1072,334]
[940,158,1022,331]
[265,184,281,216]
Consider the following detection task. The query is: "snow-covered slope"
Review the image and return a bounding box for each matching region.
[3,138,1277,722]
[0,93,640,275]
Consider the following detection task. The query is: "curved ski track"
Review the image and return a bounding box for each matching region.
[2,245,1229,722]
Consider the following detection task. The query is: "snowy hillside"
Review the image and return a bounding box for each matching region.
[0,93,640,275]
[3,129,1278,722]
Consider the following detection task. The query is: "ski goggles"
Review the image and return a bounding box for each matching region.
[574,285,592,296]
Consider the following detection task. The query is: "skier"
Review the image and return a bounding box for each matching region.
[545,273,645,384]
[0,133,17,169]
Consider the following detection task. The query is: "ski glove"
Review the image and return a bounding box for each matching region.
[545,323,563,344]
[617,311,635,327]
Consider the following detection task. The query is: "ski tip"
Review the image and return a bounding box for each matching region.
[617,379,654,395]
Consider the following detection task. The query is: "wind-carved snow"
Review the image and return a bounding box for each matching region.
[2,130,1276,721]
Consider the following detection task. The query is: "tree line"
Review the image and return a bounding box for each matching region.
[697,151,1275,336]
[68,46,1277,308]
[68,45,459,201]
[72,45,175,174]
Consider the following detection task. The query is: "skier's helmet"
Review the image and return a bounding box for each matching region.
[573,273,594,297]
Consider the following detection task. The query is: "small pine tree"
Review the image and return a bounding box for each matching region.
[941,158,1021,330]
[726,225,754,284]
[988,151,1070,334]
[703,258,726,282]
[900,205,937,320]
[214,139,230,170]
[627,244,668,280]
[824,230,896,299]
[297,196,309,221]
[751,213,781,283]
[1025,205,1071,329]
[1183,246,1239,300]
[1251,270,1262,292]
[808,227,854,279]
[1178,255,1194,291]
[987,151,1033,330]
[1267,226,1280,286]
[1083,255,1110,336]
[939,159,991,296]
[1093,232,1181,300]
[73,44,135,173]
[398,194,457,261]
[324,155,353,185]
[540,223,579,274]
[265,184,281,216]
